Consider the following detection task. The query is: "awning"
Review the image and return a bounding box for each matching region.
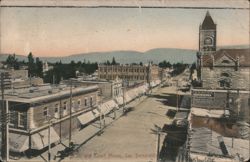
[99,100,118,115]
[31,127,60,150]
[115,96,124,105]
[77,109,100,125]
[9,133,29,152]
[190,107,228,118]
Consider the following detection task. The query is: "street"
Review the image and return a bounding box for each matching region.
[64,86,181,162]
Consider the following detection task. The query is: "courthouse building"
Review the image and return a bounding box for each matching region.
[188,12,250,161]
[193,11,250,117]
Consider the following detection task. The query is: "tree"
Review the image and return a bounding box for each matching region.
[27,52,36,77]
[6,54,19,69]
[171,62,187,76]
[111,57,117,65]
[106,60,111,65]
[159,60,172,69]
[35,57,43,78]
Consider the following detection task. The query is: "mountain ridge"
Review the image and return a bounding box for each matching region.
[0,45,248,64]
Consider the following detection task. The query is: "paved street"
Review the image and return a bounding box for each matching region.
[65,86,179,162]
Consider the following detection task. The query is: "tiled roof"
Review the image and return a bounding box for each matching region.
[202,48,250,67]
[201,11,216,30]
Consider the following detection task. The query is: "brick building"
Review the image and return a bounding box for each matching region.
[98,63,162,85]
[198,48,250,90]
[0,69,44,89]
[190,11,250,146]
[61,77,123,100]
[1,84,99,153]
[197,11,250,89]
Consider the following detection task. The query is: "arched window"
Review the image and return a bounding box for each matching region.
[219,80,230,88]
[221,72,230,77]
[204,37,213,45]
[222,60,230,64]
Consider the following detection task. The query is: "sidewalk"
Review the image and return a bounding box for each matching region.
[14,94,149,162]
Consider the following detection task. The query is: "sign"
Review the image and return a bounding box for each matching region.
[192,90,214,97]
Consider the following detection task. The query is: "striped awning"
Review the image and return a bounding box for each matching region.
[99,100,118,115]
[77,109,100,125]
[31,127,60,150]
[9,133,29,152]
[115,96,124,105]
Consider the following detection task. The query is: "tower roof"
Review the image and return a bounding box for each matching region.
[201,11,216,29]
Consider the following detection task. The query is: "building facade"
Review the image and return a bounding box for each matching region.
[199,48,250,90]
[98,63,161,84]
[2,84,99,153]
[0,69,44,89]
[61,77,123,100]
[197,11,250,89]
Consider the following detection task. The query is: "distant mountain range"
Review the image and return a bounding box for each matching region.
[0,45,248,64]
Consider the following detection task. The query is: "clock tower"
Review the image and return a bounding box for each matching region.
[199,11,217,55]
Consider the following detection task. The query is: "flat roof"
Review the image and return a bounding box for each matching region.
[192,88,250,93]
[2,84,99,104]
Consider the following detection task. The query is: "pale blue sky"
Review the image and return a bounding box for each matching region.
[1,0,249,56]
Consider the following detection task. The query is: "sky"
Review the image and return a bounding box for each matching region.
[0,0,249,57]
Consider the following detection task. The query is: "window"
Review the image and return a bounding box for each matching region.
[221,72,230,77]
[9,111,15,126]
[55,104,59,113]
[18,112,25,128]
[62,101,68,115]
[78,99,81,106]
[54,104,59,118]
[63,101,67,110]
[84,98,88,107]
[43,107,48,116]
[204,37,212,45]
[222,60,230,64]
[219,80,230,88]
[90,97,93,106]
[71,100,75,112]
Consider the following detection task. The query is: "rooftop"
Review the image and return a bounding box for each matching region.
[2,84,99,104]
[201,11,216,30]
[190,127,249,161]
[202,48,250,67]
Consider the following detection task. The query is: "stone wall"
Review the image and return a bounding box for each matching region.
[191,89,249,120]
[201,67,250,90]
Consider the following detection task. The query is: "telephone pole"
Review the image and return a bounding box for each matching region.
[1,72,10,162]
[69,79,73,147]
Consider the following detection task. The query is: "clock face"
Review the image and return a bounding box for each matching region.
[204,37,213,45]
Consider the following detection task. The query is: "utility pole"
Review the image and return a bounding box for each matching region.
[176,80,179,112]
[150,124,166,162]
[122,87,126,113]
[69,79,73,147]
[1,72,10,162]
[48,121,51,162]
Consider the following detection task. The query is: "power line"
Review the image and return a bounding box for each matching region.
[0,5,249,10]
